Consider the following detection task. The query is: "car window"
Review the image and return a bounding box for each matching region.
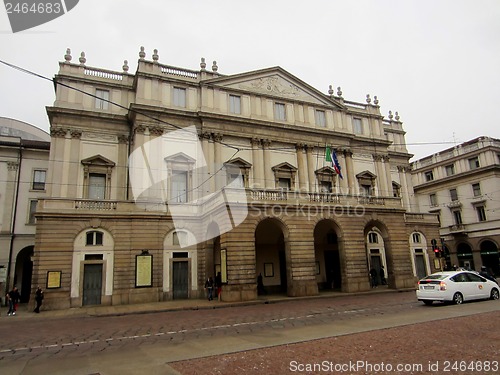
[467,273,483,282]
[422,274,447,280]
[452,273,468,282]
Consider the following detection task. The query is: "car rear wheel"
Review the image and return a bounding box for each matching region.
[423,300,433,306]
[491,288,499,300]
[453,292,463,305]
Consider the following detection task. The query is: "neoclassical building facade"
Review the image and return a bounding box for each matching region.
[32,48,439,309]
[412,136,500,275]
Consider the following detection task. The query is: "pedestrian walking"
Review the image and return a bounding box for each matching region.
[7,286,20,316]
[204,277,214,301]
[380,266,386,285]
[369,268,378,288]
[34,286,44,313]
[215,272,222,301]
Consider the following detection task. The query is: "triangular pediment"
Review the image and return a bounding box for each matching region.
[164,152,196,164]
[356,170,377,180]
[224,157,252,168]
[315,166,336,175]
[204,67,344,108]
[272,161,297,172]
[81,154,115,167]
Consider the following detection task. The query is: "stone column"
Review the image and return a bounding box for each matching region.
[207,133,215,193]
[295,143,308,192]
[213,133,223,191]
[384,156,393,197]
[344,150,355,195]
[398,166,411,209]
[306,145,316,193]
[200,132,211,198]
[373,154,386,197]
[262,139,273,189]
[338,149,349,194]
[250,138,263,188]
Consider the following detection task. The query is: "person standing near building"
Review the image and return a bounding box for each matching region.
[204,277,214,301]
[215,272,222,301]
[33,286,44,313]
[7,286,20,316]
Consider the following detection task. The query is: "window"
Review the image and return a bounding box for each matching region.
[28,199,37,224]
[429,193,438,207]
[173,231,187,246]
[171,171,188,203]
[453,210,463,225]
[315,110,326,127]
[424,171,434,182]
[32,170,46,190]
[95,89,109,110]
[449,188,458,201]
[86,231,103,246]
[468,156,480,170]
[361,184,372,196]
[173,87,186,107]
[229,95,241,114]
[353,118,363,134]
[445,164,455,176]
[274,103,286,121]
[412,233,421,243]
[476,206,487,222]
[472,183,481,197]
[228,173,245,188]
[392,182,401,198]
[368,232,378,243]
[319,181,332,193]
[278,178,291,190]
[88,173,106,199]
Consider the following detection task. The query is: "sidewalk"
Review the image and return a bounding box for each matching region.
[1,286,407,320]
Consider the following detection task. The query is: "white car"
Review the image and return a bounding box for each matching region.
[416,271,500,305]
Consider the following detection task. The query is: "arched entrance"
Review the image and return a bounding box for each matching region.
[457,242,474,270]
[255,218,287,294]
[480,240,499,276]
[365,225,389,287]
[314,219,342,290]
[15,246,34,303]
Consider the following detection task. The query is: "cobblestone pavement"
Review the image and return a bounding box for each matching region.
[0,291,418,362]
[1,290,499,374]
[171,310,500,375]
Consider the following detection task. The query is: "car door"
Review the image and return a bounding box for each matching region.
[466,272,489,299]
[453,272,474,301]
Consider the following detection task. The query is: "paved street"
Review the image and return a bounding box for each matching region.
[0,290,499,374]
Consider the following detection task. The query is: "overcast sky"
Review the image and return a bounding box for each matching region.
[1,0,499,160]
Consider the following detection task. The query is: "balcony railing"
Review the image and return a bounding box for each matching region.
[75,200,117,210]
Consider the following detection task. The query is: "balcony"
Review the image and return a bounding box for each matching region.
[448,224,467,235]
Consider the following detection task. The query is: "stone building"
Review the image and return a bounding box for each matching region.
[0,117,50,303]
[412,136,500,275]
[32,48,439,310]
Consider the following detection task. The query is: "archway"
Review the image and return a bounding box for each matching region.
[255,218,287,294]
[457,242,474,270]
[365,224,389,287]
[480,240,499,276]
[314,219,342,290]
[15,246,34,303]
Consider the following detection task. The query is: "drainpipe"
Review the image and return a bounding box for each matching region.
[6,143,23,291]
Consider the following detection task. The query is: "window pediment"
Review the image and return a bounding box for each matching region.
[164,152,196,164]
[272,162,297,173]
[356,170,377,180]
[224,157,252,169]
[81,154,115,168]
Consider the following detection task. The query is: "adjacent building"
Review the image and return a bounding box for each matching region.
[0,117,50,303]
[31,48,440,310]
[412,136,500,275]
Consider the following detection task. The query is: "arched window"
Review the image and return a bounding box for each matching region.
[86,231,103,246]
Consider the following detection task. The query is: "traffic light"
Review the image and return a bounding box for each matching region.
[431,239,440,257]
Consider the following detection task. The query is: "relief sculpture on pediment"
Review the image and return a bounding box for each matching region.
[239,76,301,98]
